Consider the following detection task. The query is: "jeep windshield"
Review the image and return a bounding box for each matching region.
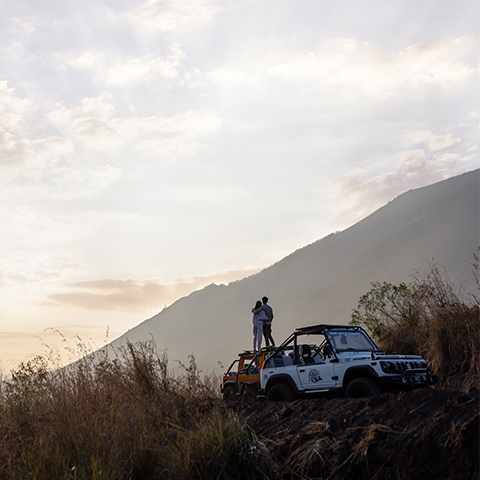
[326,330,377,352]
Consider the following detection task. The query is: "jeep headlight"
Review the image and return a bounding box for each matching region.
[380,361,400,374]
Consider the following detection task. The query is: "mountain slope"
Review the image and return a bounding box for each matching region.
[110,170,479,372]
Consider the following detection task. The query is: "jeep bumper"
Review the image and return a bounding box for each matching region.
[378,370,436,390]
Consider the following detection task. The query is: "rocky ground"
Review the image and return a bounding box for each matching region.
[226,378,479,480]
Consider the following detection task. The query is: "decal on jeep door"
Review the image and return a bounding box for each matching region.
[308,369,322,383]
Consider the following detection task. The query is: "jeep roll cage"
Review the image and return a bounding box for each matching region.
[263,324,381,366]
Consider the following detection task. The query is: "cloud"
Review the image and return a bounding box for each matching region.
[0,240,82,294]
[0,130,30,167]
[0,83,77,171]
[47,279,168,312]
[104,43,186,86]
[9,18,36,36]
[47,93,221,154]
[45,164,122,199]
[133,108,222,158]
[115,0,223,34]
[363,36,478,98]
[201,34,479,188]
[0,82,35,167]
[60,51,106,70]
[0,161,120,200]
[209,35,478,110]
[46,267,261,313]
[413,131,462,152]
[47,95,122,151]
[48,95,116,125]
[0,130,74,170]
[136,108,222,135]
[332,146,474,228]
[0,81,35,131]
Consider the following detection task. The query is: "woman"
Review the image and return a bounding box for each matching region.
[252,300,268,352]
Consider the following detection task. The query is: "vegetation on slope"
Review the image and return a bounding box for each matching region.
[350,257,480,381]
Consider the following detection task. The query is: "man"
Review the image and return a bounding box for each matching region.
[260,296,275,347]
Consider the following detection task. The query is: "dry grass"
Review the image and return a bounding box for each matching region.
[419,264,479,379]
[0,340,277,480]
[351,259,480,381]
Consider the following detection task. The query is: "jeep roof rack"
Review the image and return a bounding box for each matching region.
[294,324,362,335]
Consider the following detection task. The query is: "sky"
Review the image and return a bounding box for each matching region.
[0,0,478,369]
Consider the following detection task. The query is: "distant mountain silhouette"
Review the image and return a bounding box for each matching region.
[108,170,479,372]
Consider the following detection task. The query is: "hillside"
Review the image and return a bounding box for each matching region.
[235,383,479,480]
[108,170,479,372]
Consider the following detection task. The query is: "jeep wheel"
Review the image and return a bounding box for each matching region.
[242,386,258,404]
[345,377,382,398]
[223,385,237,402]
[267,383,296,402]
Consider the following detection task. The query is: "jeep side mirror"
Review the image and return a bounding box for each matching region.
[323,345,332,357]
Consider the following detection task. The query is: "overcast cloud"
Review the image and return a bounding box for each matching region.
[0,0,478,367]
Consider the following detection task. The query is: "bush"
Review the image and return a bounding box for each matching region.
[350,259,480,380]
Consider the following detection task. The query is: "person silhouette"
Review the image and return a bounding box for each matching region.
[252,300,268,352]
[259,296,275,347]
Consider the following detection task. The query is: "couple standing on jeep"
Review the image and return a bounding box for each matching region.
[252,296,275,352]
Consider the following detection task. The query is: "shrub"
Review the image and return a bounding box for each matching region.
[350,259,480,380]
[350,281,431,355]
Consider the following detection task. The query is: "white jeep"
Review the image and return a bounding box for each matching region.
[259,324,436,401]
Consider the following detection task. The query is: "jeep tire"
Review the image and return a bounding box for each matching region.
[345,377,382,398]
[223,384,237,402]
[267,383,296,402]
[242,385,258,403]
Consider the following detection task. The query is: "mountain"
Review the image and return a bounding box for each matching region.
[108,170,479,372]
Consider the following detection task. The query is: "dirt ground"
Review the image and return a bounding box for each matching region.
[228,377,479,480]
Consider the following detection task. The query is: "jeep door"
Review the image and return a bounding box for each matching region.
[297,363,336,390]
